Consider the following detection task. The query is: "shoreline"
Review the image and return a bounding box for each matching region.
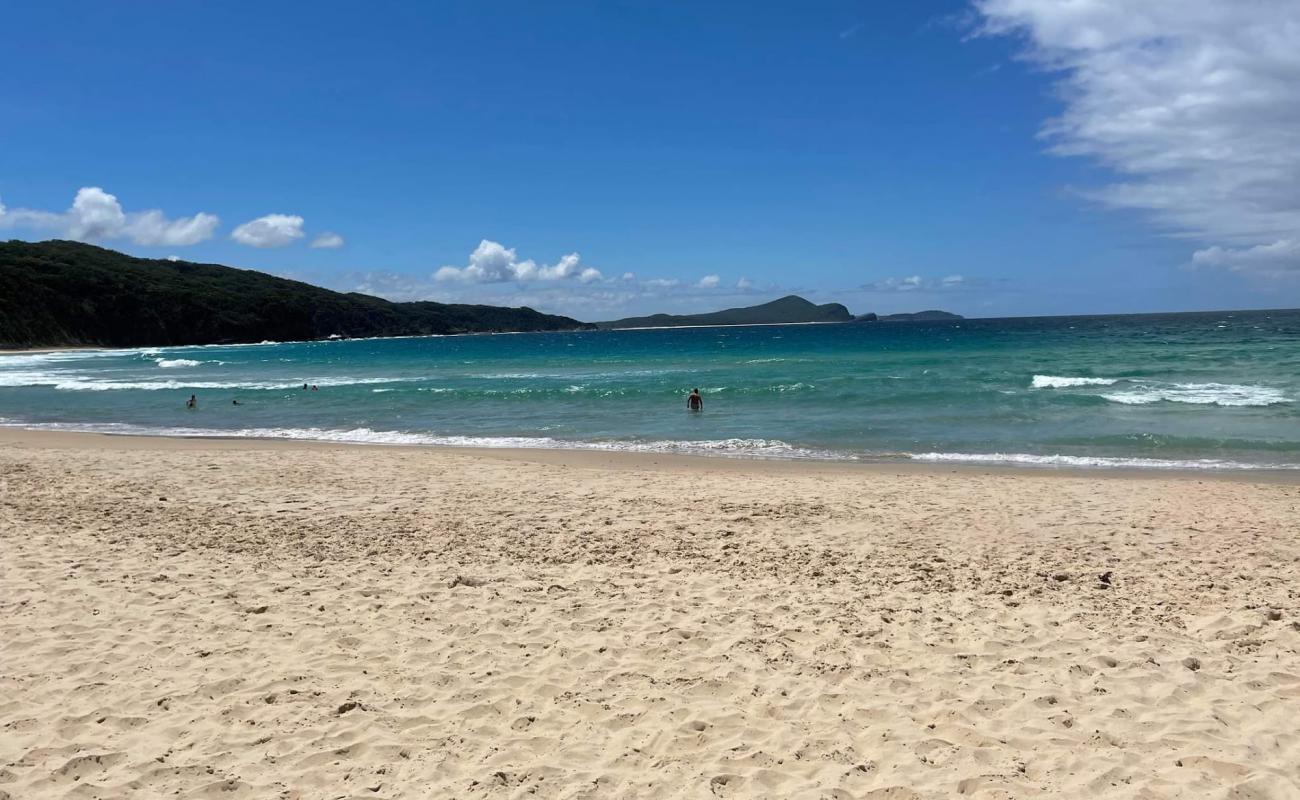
[3,425,1297,484]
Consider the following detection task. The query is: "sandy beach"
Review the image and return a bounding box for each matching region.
[2,429,1298,799]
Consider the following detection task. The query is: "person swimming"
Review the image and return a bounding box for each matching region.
[186,394,197,409]
[686,388,703,411]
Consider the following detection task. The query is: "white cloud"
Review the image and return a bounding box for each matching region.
[127,208,220,246]
[166,255,181,262]
[434,240,604,283]
[863,274,980,292]
[697,274,721,289]
[868,275,923,291]
[621,272,637,281]
[644,278,680,289]
[736,277,753,290]
[975,0,1300,276]
[0,186,218,246]
[1191,239,1300,275]
[310,231,345,249]
[65,187,126,240]
[231,214,305,247]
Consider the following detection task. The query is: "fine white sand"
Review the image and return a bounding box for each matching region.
[2,429,1298,799]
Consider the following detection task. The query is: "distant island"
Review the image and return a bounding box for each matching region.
[0,240,592,348]
[597,295,852,329]
[858,310,964,322]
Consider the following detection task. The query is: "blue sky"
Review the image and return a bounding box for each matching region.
[2,1,1297,319]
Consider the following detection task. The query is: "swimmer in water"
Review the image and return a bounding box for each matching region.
[686,388,703,412]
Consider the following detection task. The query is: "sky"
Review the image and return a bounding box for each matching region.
[2,0,1298,320]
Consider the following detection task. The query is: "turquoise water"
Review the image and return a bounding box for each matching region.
[2,309,1298,469]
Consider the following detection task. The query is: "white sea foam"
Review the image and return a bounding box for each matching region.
[0,421,841,460]
[155,358,203,368]
[1031,375,1118,388]
[0,371,67,388]
[1101,383,1290,407]
[3,418,1295,470]
[911,452,1299,470]
[0,373,416,391]
[1030,374,1290,407]
[0,348,154,366]
[695,383,816,395]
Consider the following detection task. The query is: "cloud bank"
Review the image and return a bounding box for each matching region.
[862,275,968,292]
[975,0,1300,274]
[1190,239,1300,277]
[0,187,218,246]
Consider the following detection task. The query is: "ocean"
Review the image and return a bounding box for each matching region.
[2,309,1297,470]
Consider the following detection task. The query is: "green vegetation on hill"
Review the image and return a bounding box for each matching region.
[0,240,592,348]
[870,310,963,321]
[598,294,852,329]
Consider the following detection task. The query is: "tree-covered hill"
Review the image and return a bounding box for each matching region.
[597,294,852,329]
[0,240,592,347]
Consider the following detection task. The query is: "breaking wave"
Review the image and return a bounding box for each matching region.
[0,373,416,391]
[1031,374,1290,407]
[1031,375,1118,388]
[911,452,1299,470]
[1100,383,1290,407]
[0,421,842,460]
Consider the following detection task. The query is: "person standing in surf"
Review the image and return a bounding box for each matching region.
[686,388,703,412]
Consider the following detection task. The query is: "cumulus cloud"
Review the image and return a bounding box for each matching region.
[975,0,1300,275]
[697,274,721,289]
[231,214,306,247]
[736,277,753,290]
[434,240,604,283]
[310,231,345,249]
[0,187,218,246]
